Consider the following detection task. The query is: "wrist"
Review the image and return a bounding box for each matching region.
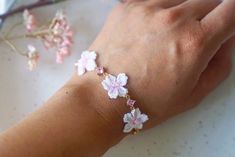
[0,73,127,157]
[67,72,128,147]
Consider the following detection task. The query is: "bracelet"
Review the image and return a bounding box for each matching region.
[75,50,149,134]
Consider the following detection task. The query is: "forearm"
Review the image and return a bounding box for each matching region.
[0,73,127,157]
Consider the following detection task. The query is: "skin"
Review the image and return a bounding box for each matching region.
[0,0,235,156]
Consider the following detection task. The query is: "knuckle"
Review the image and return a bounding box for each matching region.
[183,22,208,52]
[160,8,183,25]
[130,3,153,16]
[184,30,206,54]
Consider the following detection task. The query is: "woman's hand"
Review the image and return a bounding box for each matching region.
[1,1,235,157]
[89,0,235,128]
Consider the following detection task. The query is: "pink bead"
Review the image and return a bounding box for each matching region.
[127,99,136,107]
[96,67,104,75]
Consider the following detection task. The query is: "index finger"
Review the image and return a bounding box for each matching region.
[201,0,235,44]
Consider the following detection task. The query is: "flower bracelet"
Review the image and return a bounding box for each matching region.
[75,50,149,134]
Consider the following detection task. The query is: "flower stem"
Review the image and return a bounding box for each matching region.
[0,35,26,43]
[0,36,27,56]
[5,22,23,38]
[27,29,51,38]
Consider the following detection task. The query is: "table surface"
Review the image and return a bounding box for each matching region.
[0,0,235,157]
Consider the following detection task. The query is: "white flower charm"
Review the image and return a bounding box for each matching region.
[123,108,149,133]
[102,73,128,99]
[75,51,97,75]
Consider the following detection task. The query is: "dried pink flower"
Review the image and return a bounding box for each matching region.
[23,9,37,32]
[42,10,73,63]
[56,53,64,64]
[27,45,39,71]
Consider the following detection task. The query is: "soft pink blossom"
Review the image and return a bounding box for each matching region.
[23,10,37,32]
[42,10,73,63]
[27,45,39,71]
[56,53,64,64]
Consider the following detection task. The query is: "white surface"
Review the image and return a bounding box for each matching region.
[0,0,16,15]
[0,0,235,157]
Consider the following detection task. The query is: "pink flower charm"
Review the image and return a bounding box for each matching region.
[27,45,39,71]
[102,73,128,99]
[75,51,97,75]
[23,9,37,32]
[123,108,149,133]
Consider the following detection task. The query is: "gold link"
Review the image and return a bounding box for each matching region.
[133,129,139,135]
[130,106,135,110]
[125,94,130,100]
[102,72,109,77]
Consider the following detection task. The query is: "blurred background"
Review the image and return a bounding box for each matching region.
[0,0,15,15]
[0,0,235,157]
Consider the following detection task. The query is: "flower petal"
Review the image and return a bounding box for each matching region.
[108,88,119,99]
[139,114,149,123]
[123,123,133,133]
[123,113,132,123]
[107,74,116,83]
[77,62,85,75]
[23,10,30,20]
[135,123,143,130]
[131,108,141,118]
[103,77,111,87]
[87,51,97,60]
[102,75,116,91]
[102,80,110,91]
[28,59,37,71]
[56,53,64,64]
[81,50,90,58]
[85,60,97,71]
[118,87,128,97]
[78,68,85,75]
[117,73,128,86]
[28,45,36,53]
